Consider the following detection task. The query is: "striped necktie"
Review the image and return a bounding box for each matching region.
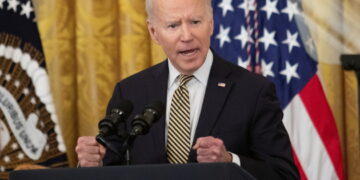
[167,74,194,164]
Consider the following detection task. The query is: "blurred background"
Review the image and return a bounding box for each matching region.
[33,0,360,178]
[1,0,359,179]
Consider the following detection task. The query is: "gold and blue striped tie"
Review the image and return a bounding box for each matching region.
[167,74,194,164]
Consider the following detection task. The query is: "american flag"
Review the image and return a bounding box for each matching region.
[210,0,344,179]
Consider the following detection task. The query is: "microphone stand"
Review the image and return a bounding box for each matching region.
[118,101,164,165]
[119,129,140,165]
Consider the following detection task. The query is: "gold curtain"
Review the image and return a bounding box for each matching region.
[32,0,360,179]
[33,0,165,167]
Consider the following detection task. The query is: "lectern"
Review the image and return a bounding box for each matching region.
[10,163,256,180]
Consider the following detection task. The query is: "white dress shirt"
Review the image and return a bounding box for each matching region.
[165,50,240,166]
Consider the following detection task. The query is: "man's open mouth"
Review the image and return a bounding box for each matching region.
[179,48,199,55]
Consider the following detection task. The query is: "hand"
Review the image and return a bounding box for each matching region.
[193,136,232,163]
[75,136,106,167]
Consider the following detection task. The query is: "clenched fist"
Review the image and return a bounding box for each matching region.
[193,136,232,163]
[75,136,106,167]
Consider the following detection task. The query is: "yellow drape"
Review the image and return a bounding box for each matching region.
[33,1,360,179]
[342,5,360,179]
[33,0,165,166]
[343,71,360,180]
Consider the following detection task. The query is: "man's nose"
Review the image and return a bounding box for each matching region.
[180,24,193,42]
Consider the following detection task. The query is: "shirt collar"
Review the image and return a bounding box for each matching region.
[168,49,213,87]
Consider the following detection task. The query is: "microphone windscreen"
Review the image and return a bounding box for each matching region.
[145,101,165,117]
[117,99,134,116]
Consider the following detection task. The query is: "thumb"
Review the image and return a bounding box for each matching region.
[192,139,200,150]
[99,144,106,158]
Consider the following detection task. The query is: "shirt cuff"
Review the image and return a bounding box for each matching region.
[229,152,241,166]
[76,161,103,168]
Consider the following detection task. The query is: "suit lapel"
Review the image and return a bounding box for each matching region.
[188,55,233,162]
[148,61,169,163]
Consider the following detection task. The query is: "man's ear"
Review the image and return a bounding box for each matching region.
[147,20,160,44]
[209,19,214,36]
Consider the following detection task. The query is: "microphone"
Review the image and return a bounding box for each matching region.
[130,101,165,136]
[96,100,133,155]
[97,100,133,137]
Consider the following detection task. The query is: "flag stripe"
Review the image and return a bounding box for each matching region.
[283,94,338,180]
[292,150,308,180]
[299,75,344,180]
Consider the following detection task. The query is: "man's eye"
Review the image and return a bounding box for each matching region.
[192,20,200,24]
[168,24,177,28]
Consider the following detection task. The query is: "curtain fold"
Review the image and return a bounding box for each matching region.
[34,0,78,167]
[75,0,121,136]
[342,1,360,179]
[344,71,360,180]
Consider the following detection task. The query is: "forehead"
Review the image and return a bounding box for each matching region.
[153,0,209,20]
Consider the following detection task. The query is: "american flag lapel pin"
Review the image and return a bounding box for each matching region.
[218,82,226,87]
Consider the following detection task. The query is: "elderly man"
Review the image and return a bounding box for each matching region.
[75,0,299,179]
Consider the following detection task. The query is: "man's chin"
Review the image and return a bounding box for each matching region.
[177,63,203,75]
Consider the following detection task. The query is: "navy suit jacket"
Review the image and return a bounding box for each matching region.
[103,53,299,180]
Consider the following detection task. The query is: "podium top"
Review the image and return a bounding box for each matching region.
[10,163,256,180]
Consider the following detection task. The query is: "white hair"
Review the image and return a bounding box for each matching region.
[145,0,213,21]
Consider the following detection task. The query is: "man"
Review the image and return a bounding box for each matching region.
[75,0,299,179]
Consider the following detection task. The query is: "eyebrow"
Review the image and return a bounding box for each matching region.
[166,15,204,22]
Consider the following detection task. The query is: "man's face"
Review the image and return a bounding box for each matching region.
[148,0,214,75]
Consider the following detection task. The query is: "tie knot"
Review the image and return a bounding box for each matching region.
[179,74,194,86]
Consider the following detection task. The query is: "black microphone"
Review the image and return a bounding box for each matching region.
[130,101,165,136]
[96,100,133,155]
[97,100,133,137]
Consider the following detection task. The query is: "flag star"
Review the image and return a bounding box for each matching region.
[259,28,277,51]
[216,25,231,48]
[218,0,234,17]
[3,156,10,163]
[261,0,279,20]
[281,0,300,22]
[280,61,300,84]
[237,56,250,69]
[0,0,6,9]
[17,152,25,160]
[282,30,300,53]
[11,143,18,150]
[7,0,20,12]
[234,26,253,49]
[20,1,33,19]
[238,0,256,13]
[261,60,275,77]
